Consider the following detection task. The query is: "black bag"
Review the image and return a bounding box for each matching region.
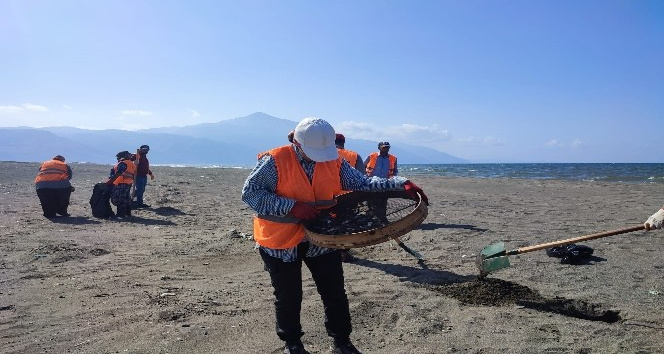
[90,183,115,218]
[546,244,594,264]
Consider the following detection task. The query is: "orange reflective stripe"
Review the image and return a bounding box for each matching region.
[253,145,343,249]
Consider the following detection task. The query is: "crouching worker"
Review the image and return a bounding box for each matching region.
[107,151,135,218]
[35,155,73,218]
[241,117,428,354]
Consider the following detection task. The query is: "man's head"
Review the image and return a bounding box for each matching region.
[116,151,132,161]
[292,118,338,162]
[378,141,390,155]
[335,133,345,148]
[139,145,150,154]
[53,155,65,162]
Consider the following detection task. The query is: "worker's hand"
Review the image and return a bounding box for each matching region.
[150,173,155,181]
[644,208,664,230]
[289,201,320,220]
[404,181,429,205]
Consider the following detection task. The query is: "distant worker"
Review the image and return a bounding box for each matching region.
[107,151,136,219]
[133,144,154,208]
[35,155,73,218]
[644,206,664,230]
[335,133,364,262]
[364,141,397,178]
[335,134,364,173]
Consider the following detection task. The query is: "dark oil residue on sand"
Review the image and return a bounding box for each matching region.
[431,278,621,323]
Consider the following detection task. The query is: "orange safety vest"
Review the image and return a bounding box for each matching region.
[113,159,136,185]
[365,152,396,177]
[35,160,69,183]
[337,148,359,168]
[253,145,343,249]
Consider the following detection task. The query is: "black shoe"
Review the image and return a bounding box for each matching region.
[332,341,362,354]
[283,341,306,354]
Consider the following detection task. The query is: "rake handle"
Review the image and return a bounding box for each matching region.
[514,225,645,255]
[391,236,424,260]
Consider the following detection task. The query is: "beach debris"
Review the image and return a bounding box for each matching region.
[545,244,594,264]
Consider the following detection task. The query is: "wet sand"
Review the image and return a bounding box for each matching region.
[1,161,663,353]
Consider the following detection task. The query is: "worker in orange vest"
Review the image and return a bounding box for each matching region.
[335,134,364,173]
[35,155,74,218]
[364,141,397,178]
[107,151,136,218]
[242,117,428,354]
[334,133,364,262]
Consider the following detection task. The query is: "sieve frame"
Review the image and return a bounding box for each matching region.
[304,190,428,249]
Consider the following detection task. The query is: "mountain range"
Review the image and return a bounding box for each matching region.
[0,112,467,166]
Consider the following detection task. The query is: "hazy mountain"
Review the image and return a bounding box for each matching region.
[0,112,467,165]
[139,112,468,164]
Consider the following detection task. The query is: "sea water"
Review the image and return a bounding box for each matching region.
[399,163,664,184]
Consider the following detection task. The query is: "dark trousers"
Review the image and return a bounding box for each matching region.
[134,175,148,204]
[259,243,352,344]
[36,187,71,217]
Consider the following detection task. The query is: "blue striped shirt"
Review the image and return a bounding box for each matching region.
[242,145,407,262]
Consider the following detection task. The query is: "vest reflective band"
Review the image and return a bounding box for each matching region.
[35,160,68,183]
[365,152,396,177]
[113,159,136,185]
[253,145,343,249]
[337,148,359,168]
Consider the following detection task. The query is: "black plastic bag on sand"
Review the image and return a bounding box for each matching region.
[546,244,594,264]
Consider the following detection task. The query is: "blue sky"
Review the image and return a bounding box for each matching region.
[1,0,662,163]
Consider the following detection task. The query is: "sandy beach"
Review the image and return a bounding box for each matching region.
[1,161,663,354]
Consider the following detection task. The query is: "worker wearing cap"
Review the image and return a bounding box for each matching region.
[335,133,364,173]
[133,144,154,208]
[107,151,136,218]
[364,141,398,178]
[242,117,428,354]
[35,155,73,218]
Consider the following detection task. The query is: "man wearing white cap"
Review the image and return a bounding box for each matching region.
[242,117,428,354]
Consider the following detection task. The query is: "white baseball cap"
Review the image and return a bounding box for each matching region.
[293,117,339,162]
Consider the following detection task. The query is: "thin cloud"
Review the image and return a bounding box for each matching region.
[22,103,49,112]
[336,121,451,144]
[63,105,72,109]
[121,110,153,116]
[547,139,564,147]
[188,108,200,118]
[571,138,584,148]
[0,104,49,113]
[0,105,23,114]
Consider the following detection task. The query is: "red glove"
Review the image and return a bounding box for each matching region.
[289,201,320,220]
[404,181,429,205]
